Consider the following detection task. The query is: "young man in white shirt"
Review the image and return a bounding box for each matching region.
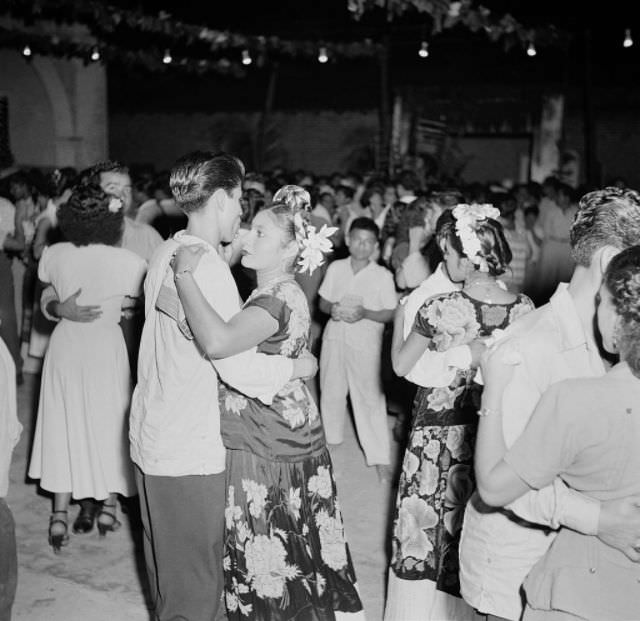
[460,186,640,621]
[130,151,315,621]
[318,217,397,480]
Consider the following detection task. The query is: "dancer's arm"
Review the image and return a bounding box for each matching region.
[391,305,431,377]
[172,244,279,358]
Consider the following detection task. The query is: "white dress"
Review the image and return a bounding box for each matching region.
[28,243,146,500]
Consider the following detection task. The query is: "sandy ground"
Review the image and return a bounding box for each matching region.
[7,373,404,621]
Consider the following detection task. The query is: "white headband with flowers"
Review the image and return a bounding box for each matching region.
[273,185,337,275]
[452,203,500,272]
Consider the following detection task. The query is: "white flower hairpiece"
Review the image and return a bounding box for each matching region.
[108,196,123,213]
[294,212,337,275]
[452,203,500,272]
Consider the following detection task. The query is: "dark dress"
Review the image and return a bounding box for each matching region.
[218,277,363,621]
[389,290,534,597]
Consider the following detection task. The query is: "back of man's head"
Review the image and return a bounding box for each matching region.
[571,186,640,267]
[170,151,244,214]
[79,160,129,186]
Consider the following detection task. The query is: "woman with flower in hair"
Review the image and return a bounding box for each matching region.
[171,185,364,620]
[475,245,640,620]
[28,182,147,552]
[385,205,534,621]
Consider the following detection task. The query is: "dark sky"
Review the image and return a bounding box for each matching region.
[107,1,640,113]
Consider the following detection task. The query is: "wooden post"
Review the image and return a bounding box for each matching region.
[582,28,599,186]
[256,61,279,170]
[378,33,392,175]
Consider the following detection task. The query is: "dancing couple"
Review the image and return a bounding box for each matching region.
[131,151,365,620]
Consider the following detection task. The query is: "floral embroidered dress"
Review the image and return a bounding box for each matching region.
[389,291,533,604]
[218,277,364,621]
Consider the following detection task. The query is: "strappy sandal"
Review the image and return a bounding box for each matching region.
[48,510,69,553]
[72,500,98,534]
[96,503,121,537]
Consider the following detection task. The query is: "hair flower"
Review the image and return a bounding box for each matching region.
[452,203,500,272]
[108,196,123,213]
[297,223,338,275]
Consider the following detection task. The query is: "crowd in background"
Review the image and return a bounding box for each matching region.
[2,155,640,621]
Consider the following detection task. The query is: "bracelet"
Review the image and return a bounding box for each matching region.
[173,267,194,281]
[478,406,500,417]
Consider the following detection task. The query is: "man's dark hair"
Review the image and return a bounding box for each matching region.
[349,216,379,239]
[571,186,640,267]
[78,160,129,186]
[170,151,244,214]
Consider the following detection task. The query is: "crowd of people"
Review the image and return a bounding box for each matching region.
[2,152,640,621]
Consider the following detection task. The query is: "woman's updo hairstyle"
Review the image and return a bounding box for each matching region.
[58,182,124,247]
[269,185,312,247]
[435,207,512,277]
[603,245,640,377]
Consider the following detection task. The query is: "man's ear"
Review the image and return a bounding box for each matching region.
[598,245,620,276]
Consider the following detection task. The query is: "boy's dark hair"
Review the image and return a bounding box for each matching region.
[349,217,379,239]
[170,151,244,214]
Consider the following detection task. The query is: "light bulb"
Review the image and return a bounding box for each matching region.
[624,28,633,48]
[162,49,172,64]
[318,46,328,63]
[527,41,536,57]
[242,50,252,66]
[22,45,32,57]
[418,41,429,58]
[90,47,100,62]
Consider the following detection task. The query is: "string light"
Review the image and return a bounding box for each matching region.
[526,41,537,57]
[624,28,633,48]
[162,48,172,64]
[90,46,100,61]
[418,41,429,58]
[318,46,328,63]
[22,44,32,57]
[242,49,252,65]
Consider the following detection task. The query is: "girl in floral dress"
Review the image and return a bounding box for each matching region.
[172,186,364,621]
[385,205,534,621]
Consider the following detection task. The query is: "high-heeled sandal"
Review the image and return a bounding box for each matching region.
[48,510,69,553]
[96,503,121,537]
[72,500,98,534]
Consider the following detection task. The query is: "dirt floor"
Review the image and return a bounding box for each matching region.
[8,373,404,621]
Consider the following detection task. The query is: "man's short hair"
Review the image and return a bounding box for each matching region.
[349,217,379,239]
[79,160,129,186]
[571,186,640,267]
[170,151,244,213]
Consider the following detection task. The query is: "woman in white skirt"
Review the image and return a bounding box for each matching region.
[28,182,146,552]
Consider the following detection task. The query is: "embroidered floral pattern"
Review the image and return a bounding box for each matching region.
[509,297,535,324]
[391,290,534,596]
[481,304,507,327]
[421,296,480,351]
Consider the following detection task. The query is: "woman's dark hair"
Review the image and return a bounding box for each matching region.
[170,151,244,213]
[57,182,124,247]
[336,185,355,200]
[48,167,77,198]
[604,245,640,377]
[360,187,382,208]
[435,209,512,277]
